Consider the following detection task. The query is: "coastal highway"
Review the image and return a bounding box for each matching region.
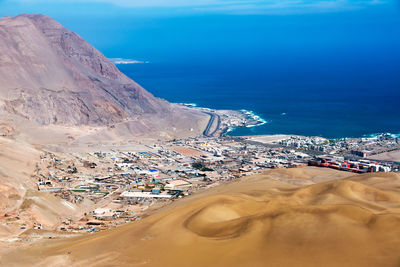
[203,112,220,137]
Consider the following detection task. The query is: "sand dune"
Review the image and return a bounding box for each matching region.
[2,167,400,267]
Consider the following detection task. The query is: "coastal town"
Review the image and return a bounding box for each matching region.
[26,132,399,233]
[1,6,400,266]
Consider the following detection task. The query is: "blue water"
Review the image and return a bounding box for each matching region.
[117,58,400,139]
[100,6,400,139]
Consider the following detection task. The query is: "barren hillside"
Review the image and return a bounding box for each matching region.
[0,14,208,142]
[0,138,84,250]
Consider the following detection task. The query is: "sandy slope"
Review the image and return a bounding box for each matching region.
[2,167,400,267]
[0,137,83,245]
[369,149,400,162]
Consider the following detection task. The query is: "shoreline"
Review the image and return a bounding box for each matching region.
[180,103,269,137]
[180,103,400,141]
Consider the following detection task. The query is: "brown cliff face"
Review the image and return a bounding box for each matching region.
[0,14,203,130]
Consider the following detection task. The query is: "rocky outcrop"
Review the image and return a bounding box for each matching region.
[0,14,205,132]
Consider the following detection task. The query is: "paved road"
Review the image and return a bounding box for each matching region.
[203,112,220,137]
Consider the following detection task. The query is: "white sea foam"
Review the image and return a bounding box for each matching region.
[109,58,149,64]
[180,103,198,107]
[362,132,400,139]
[226,126,235,133]
[238,109,268,128]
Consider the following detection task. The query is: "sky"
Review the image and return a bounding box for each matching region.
[1,0,399,63]
[0,0,393,13]
[0,0,399,91]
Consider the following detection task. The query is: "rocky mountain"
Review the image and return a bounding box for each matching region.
[0,14,206,138]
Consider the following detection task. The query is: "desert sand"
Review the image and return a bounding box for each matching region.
[369,149,400,162]
[171,146,206,157]
[2,167,400,267]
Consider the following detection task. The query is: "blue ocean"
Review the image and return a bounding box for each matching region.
[117,56,400,139]
[83,7,400,139]
[56,4,399,140]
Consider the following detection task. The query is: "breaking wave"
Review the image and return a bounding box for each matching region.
[361,133,400,139]
[109,58,149,64]
[180,103,198,108]
[240,109,268,128]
